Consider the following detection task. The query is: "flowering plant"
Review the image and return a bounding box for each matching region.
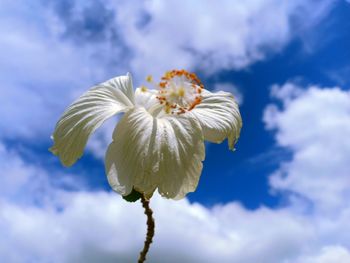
[50,70,242,262]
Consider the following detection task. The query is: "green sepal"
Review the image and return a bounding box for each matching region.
[122,189,142,202]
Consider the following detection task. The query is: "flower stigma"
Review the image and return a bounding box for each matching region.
[154,69,204,114]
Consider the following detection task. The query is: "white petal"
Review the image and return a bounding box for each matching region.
[50,74,134,167]
[134,87,161,115]
[105,108,205,199]
[135,87,157,108]
[110,72,135,104]
[157,112,205,199]
[191,90,242,150]
[105,107,158,196]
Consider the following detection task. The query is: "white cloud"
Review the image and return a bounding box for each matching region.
[264,83,350,212]
[294,246,350,263]
[1,128,350,262]
[0,186,313,263]
[114,0,335,76]
[0,143,305,263]
[0,0,126,140]
[0,142,85,206]
[0,0,335,144]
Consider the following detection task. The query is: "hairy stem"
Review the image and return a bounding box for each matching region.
[138,195,155,263]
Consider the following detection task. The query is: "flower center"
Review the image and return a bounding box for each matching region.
[154,70,204,114]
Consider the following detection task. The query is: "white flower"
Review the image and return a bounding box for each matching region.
[50,70,242,200]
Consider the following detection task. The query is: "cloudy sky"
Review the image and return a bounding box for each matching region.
[1,0,350,262]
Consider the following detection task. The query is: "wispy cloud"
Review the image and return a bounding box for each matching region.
[265,83,350,212]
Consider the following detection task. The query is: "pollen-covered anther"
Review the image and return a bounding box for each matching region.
[156,69,204,114]
[146,75,153,83]
[189,96,202,111]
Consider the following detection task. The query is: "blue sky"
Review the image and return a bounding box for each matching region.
[1,0,350,262]
[192,0,350,208]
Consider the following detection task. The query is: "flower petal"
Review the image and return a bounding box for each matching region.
[135,87,157,109]
[134,87,162,116]
[157,112,205,199]
[191,90,242,150]
[105,107,158,197]
[105,108,205,199]
[50,74,134,167]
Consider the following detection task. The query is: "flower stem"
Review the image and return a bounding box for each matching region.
[138,195,155,263]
